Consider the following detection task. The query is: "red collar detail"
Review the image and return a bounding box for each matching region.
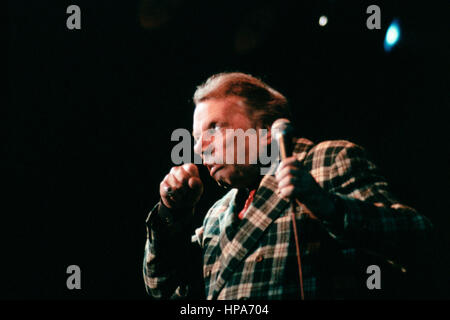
[238,189,257,220]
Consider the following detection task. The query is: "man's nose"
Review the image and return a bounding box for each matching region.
[193,138,203,156]
[193,136,211,158]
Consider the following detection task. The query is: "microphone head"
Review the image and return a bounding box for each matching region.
[271,118,293,139]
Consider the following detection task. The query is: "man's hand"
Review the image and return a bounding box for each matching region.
[275,156,335,217]
[160,163,204,210]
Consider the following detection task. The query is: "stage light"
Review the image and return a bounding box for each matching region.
[318,16,328,27]
[384,19,401,52]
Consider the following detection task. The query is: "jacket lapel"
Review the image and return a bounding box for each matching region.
[210,137,315,299]
[211,174,290,299]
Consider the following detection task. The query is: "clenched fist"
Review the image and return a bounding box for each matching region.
[160,163,204,210]
[275,156,335,218]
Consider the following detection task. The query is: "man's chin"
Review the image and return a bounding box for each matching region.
[212,164,260,189]
[214,172,248,190]
[213,168,232,188]
[215,179,232,189]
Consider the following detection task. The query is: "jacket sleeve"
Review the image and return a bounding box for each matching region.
[313,142,433,260]
[143,202,204,299]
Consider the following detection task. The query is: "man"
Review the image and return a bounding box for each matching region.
[143,72,432,300]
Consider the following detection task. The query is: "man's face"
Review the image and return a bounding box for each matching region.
[192,96,266,188]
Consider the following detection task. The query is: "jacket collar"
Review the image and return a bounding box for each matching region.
[209,137,314,299]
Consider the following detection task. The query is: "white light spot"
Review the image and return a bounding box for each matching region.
[319,16,328,27]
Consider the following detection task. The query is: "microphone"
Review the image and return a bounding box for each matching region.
[271,118,294,160]
[271,118,305,300]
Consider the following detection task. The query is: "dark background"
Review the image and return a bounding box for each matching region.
[5,0,449,299]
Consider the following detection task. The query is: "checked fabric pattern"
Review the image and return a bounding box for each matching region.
[143,138,433,300]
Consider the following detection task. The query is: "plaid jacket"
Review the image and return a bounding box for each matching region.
[143,139,433,300]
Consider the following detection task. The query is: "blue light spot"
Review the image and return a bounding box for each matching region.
[384,20,401,52]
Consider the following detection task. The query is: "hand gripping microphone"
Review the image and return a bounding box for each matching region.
[271,118,305,300]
